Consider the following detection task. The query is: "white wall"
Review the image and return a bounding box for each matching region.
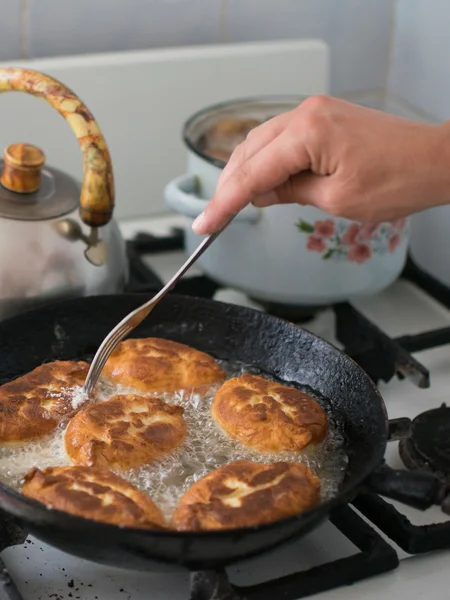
[386,0,448,124]
[1,0,394,103]
[4,1,448,121]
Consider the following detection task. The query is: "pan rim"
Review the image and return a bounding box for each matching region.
[0,293,389,540]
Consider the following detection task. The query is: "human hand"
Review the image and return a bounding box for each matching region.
[192,96,450,234]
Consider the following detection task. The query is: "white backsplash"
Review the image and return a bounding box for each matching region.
[0,40,328,220]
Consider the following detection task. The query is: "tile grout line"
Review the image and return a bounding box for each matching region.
[381,0,398,109]
[382,0,439,123]
[20,0,30,59]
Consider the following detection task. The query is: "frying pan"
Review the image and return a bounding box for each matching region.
[0,293,447,572]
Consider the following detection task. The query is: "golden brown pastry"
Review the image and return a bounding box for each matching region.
[103,337,225,393]
[173,460,320,531]
[65,394,185,470]
[22,465,165,529]
[212,374,328,452]
[0,360,90,443]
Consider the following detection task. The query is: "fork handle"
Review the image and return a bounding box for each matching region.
[151,217,234,304]
[82,216,234,395]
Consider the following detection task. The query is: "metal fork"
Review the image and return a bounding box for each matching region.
[83,218,232,395]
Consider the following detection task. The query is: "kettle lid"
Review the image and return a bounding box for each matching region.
[0,143,79,221]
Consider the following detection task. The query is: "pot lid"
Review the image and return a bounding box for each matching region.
[0,143,79,221]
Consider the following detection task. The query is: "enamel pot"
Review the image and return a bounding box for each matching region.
[164,97,409,307]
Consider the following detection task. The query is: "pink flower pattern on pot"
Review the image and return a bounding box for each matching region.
[348,243,372,264]
[342,222,360,246]
[306,235,326,253]
[297,218,409,264]
[314,219,334,238]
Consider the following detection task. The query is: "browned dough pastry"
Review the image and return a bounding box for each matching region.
[22,465,165,529]
[211,374,328,452]
[173,459,320,531]
[103,337,225,393]
[65,394,186,470]
[0,360,90,443]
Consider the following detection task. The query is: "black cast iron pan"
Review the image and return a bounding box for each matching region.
[0,293,447,572]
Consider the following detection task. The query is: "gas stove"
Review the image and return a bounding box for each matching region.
[1,215,450,600]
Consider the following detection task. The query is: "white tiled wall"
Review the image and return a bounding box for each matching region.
[225,0,394,95]
[27,0,222,58]
[2,0,446,123]
[0,0,394,98]
[0,0,22,60]
[387,0,450,123]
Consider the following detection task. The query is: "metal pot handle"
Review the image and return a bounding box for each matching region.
[367,417,450,513]
[0,68,114,228]
[164,174,261,222]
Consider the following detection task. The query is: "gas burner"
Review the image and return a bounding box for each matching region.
[399,404,450,484]
[249,299,326,323]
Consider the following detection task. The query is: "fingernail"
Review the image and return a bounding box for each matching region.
[192,211,206,234]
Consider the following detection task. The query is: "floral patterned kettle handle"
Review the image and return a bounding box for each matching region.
[0,68,114,227]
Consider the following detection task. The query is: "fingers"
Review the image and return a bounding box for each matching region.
[252,171,329,207]
[192,113,292,235]
[216,111,293,191]
[193,126,311,234]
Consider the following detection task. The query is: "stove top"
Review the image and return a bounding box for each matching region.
[399,404,450,481]
[2,216,450,600]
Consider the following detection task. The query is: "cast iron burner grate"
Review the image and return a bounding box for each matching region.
[353,493,450,555]
[0,506,400,600]
[2,493,450,600]
[399,404,450,485]
[189,505,399,600]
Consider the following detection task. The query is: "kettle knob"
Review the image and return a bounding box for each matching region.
[0,68,114,226]
[1,143,45,194]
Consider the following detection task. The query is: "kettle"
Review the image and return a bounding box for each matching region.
[0,68,128,319]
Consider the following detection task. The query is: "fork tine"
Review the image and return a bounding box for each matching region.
[83,218,232,395]
[97,322,131,354]
[90,337,121,375]
[84,324,134,393]
[98,326,128,355]
[91,329,127,371]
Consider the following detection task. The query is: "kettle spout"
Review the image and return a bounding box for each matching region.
[52,219,108,266]
[0,68,114,228]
